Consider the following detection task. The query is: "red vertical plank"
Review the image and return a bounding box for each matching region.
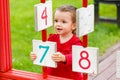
[40,0,48,79]
[42,30,48,79]
[4,0,9,71]
[82,0,88,80]
[7,0,12,70]
[0,0,7,72]
[6,0,12,70]
[0,0,2,71]
[40,0,45,3]
[82,0,88,7]
[0,0,2,70]
[42,30,47,41]
[0,0,11,72]
[3,0,9,71]
[82,35,88,47]
[4,0,12,71]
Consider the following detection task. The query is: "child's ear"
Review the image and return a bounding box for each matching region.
[72,23,76,30]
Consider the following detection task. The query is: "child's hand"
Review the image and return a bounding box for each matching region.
[52,52,66,62]
[30,52,37,61]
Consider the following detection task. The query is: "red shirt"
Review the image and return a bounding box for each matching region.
[47,34,82,80]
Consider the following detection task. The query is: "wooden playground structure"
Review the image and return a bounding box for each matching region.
[0,0,93,80]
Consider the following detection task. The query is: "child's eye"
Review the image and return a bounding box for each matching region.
[62,21,66,23]
[54,20,58,22]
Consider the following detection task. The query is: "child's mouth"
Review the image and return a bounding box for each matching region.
[57,28,62,31]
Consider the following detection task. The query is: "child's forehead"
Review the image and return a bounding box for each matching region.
[55,10,72,17]
[55,10,72,15]
[54,12,73,21]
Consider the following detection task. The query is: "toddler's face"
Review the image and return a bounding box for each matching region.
[54,10,76,36]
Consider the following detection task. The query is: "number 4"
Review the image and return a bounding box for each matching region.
[41,7,47,25]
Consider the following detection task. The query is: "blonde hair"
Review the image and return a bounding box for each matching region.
[55,5,77,34]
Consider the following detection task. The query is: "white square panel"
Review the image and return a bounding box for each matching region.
[76,5,94,37]
[32,40,57,68]
[72,45,98,74]
[34,1,53,31]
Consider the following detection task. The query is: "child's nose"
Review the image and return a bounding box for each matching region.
[56,22,62,26]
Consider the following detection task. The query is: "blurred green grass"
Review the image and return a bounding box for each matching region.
[10,0,120,73]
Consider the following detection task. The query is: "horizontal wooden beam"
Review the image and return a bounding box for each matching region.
[95,0,120,4]
[0,69,72,80]
[99,17,117,23]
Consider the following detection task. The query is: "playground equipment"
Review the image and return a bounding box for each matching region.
[0,0,98,80]
[0,0,70,79]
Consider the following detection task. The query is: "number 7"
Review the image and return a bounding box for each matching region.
[39,45,49,63]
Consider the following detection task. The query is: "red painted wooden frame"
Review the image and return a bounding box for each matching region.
[82,0,88,80]
[0,0,71,79]
[40,0,48,79]
[0,0,88,79]
[0,0,12,72]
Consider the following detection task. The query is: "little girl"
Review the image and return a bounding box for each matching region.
[30,5,83,80]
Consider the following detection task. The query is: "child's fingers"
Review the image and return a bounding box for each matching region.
[30,52,35,55]
[52,53,63,62]
[30,52,37,61]
[52,52,66,62]
[52,57,60,62]
[53,52,61,57]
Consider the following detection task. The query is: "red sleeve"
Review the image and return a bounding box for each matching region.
[65,36,82,66]
[65,52,72,66]
[48,34,54,41]
[72,36,82,46]
[48,34,58,42]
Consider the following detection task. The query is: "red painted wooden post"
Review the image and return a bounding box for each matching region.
[0,0,12,72]
[40,0,48,79]
[4,0,12,71]
[82,0,88,80]
[42,30,48,79]
[41,0,45,3]
[0,0,81,79]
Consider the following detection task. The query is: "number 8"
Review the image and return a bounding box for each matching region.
[79,51,91,69]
